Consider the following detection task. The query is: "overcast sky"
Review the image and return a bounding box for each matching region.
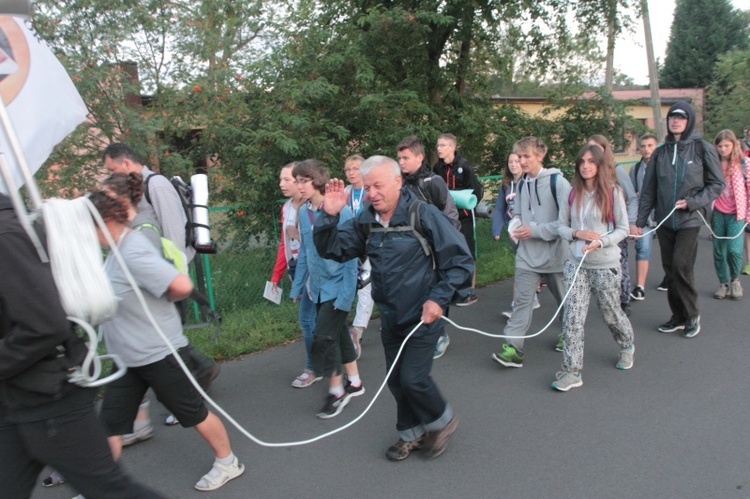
[613,0,750,84]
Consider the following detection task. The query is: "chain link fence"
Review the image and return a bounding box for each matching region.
[187,177,508,327]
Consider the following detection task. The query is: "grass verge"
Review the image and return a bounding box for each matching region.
[186,218,516,359]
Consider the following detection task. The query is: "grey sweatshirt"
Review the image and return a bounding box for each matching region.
[511,167,571,273]
[558,187,629,269]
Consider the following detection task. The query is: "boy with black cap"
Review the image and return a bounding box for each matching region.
[633,101,724,338]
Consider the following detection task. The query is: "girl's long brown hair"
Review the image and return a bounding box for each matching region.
[501,152,521,189]
[714,129,742,177]
[572,144,616,224]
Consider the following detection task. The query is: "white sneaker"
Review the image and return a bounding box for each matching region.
[121,423,153,447]
[194,456,245,491]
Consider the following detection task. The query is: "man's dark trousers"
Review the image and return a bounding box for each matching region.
[658,226,700,322]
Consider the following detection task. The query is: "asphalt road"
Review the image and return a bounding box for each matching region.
[36,229,750,499]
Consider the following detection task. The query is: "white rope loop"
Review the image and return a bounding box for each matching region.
[43,197,118,326]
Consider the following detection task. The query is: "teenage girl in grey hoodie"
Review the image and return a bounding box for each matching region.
[552,144,635,392]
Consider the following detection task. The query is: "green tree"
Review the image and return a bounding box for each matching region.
[33,0,641,241]
[660,0,749,88]
[704,48,750,138]
[33,0,285,196]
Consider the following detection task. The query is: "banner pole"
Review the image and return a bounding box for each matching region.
[0,95,44,211]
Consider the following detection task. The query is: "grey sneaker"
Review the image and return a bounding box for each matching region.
[714,283,729,299]
[616,345,634,370]
[501,309,512,319]
[121,423,154,447]
[683,316,701,338]
[551,371,582,392]
[433,332,450,359]
[730,280,743,300]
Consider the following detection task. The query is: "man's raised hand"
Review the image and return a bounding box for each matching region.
[323,178,349,216]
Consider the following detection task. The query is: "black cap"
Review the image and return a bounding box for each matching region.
[668,109,688,118]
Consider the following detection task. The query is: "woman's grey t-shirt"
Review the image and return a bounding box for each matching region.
[101,230,188,367]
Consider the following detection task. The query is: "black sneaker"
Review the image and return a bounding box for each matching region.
[683,316,701,338]
[316,394,350,419]
[630,286,645,301]
[656,277,668,292]
[456,294,478,307]
[620,302,631,317]
[344,380,365,398]
[657,318,685,333]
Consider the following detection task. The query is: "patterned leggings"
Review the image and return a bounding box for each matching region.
[619,239,631,303]
[561,259,635,373]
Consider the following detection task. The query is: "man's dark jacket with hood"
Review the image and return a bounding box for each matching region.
[313,189,473,331]
[0,194,90,422]
[402,160,461,229]
[433,152,483,220]
[636,101,724,231]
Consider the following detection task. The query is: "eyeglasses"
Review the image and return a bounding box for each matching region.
[294,178,313,185]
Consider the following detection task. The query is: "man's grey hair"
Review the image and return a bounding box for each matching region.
[360,155,401,179]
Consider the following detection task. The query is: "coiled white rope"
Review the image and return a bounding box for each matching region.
[43,198,118,325]
[42,197,126,387]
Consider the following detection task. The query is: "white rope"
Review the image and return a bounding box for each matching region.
[92,215,427,446]
[41,197,128,387]
[46,199,736,447]
[43,197,118,326]
[696,210,747,240]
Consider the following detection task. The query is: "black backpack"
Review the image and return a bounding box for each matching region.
[144,174,216,254]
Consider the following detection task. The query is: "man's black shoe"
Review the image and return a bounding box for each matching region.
[683,316,701,338]
[657,318,685,333]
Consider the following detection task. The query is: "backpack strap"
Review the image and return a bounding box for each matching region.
[365,200,434,267]
[143,172,158,205]
[133,221,161,235]
[550,173,559,212]
[633,161,642,192]
[518,174,560,212]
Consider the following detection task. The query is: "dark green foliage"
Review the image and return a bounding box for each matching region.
[660,0,749,88]
[705,49,750,138]
[33,0,638,241]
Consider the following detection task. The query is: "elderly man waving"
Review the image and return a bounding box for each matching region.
[312,155,473,462]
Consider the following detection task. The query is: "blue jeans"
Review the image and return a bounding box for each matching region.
[289,265,318,371]
[634,230,653,261]
[381,319,453,441]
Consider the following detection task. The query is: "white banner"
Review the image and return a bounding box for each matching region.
[0,16,88,193]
